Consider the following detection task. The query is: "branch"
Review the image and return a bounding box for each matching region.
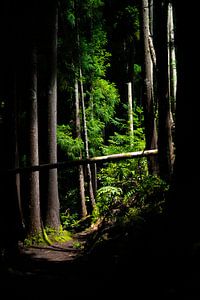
[5,149,158,174]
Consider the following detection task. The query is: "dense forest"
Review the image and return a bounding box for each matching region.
[0,0,200,297]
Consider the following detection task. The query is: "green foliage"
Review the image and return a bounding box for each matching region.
[81,30,111,78]
[60,210,80,231]
[134,63,142,76]
[127,175,169,211]
[24,232,46,247]
[86,79,120,156]
[87,118,104,157]
[125,6,140,40]
[92,186,123,221]
[23,226,72,246]
[103,133,145,155]
[57,0,149,226]
[45,226,72,243]
[66,9,75,27]
[57,124,84,159]
[88,79,120,123]
[92,174,169,229]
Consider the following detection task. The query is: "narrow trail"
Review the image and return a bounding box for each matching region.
[3,230,91,279]
[2,224,200,298]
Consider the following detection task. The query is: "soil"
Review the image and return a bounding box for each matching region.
[1,221,200,299]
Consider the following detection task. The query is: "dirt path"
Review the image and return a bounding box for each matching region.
[18,232,86,262]
[2,225,200,298]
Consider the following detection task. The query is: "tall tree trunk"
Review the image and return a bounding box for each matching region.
[127,82,134,145]
[169,1,200,243]
[141,0,159,175]
[167,2,176,120]
[45,1,60,230]
[1,73,22,250]
[0,2,23,250]
[74,0,95,210]
[79,68,96,209]
[14,72,24,231]
[75,76,87,217]
[27,44,42,236]
[154,0,174,182]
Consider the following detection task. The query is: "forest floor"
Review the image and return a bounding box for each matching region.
[1,215,200,299]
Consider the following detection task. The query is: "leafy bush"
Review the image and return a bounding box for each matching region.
[57,124,84,159]
[92,186,123,221]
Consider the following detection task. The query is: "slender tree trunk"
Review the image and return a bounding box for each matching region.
[141,0,159,175]
[45,1,60,230]
[127,82,134,145]
[27,44,42,236]
[74,0,95,210]
[79,68,96,208]
[167,2,176,120]
[75,77,87,217]
[148,0,154,100]
[154,0,174,182]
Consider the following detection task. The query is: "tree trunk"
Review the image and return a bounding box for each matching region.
[154,0,174,182]
[79,68,96,209]
[45,1,60,230]
[26,44,42,236]
[167,2,176,119]
[75,76,87,217]
[169,1,200,243]
[0,3,23,249]
[127,82,134,145]
[1,74,22,250]
[141,0,159,175]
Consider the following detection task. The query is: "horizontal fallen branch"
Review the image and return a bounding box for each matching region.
[5,149,158,174]
[89,149,158,162]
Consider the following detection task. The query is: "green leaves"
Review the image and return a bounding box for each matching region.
[93,186,123,219]
[57,124,84,159]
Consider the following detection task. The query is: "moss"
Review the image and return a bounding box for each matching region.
[45,225,72,244]
[23,226,72,247]
[24,231,48,247]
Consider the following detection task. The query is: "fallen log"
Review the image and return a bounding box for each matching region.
[6,149,158,174]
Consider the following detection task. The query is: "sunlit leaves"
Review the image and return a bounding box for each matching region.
[57,124,84,159]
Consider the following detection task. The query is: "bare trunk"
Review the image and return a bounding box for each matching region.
[154,0,174,181]
[141,0,159,175]
[167,2,176,120]
[127,82,134,145]
[27,45,42,235]
[45,2,60,230]
[75,77,87,217]
[79,68,95,208]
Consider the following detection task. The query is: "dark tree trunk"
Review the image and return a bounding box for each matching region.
[45,0,60,230]
[75,77,87,217]
[154,0,174,182]
[168,1,200,247]
[0,1,23,251]
[141,0,159,175]
[26,43,42,236]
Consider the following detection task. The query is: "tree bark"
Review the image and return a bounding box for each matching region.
[141,0,159,175]
[167,2,176,119]
[79,68,96,208]
[127,82,134,145]
[154,0,174,182]
[27,44,42,236]
[75,77,87,217]
[45,1,60,230]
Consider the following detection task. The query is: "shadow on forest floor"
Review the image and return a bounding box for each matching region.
[1,213,200,299]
